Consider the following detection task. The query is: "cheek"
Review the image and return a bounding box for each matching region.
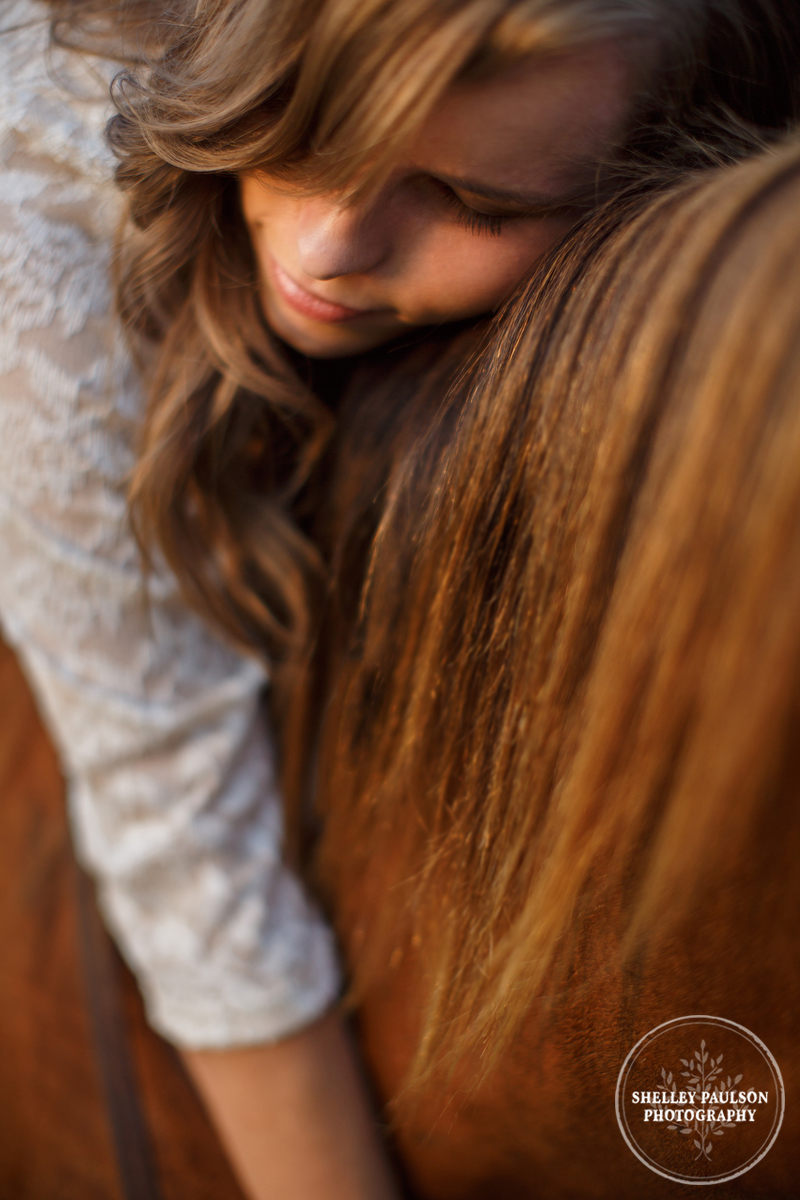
[399,222,568,322]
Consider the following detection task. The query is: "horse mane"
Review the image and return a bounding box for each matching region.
[313,140,800,1102]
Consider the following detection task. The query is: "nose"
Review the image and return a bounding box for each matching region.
[295,195,390,280]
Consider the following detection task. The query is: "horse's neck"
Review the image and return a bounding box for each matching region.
[345,862,800,1199]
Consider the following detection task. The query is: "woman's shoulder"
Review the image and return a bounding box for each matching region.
[0,3,137,546]
[0,0,119,191]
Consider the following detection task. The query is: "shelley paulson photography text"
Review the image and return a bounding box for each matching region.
[631,1090,770,1124]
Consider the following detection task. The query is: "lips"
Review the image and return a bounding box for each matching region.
[269,258,382,324]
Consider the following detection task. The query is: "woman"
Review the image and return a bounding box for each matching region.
[0,0,798,1195]
[313,139,800,1196]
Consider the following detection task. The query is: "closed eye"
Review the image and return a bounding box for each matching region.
[429,176,590,237]
[431,178,518,237]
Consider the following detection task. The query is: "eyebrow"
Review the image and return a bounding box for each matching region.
[432,170,598,214]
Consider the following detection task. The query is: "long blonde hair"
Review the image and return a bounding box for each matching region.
[315,138,800,1098]
[83,0,800,668]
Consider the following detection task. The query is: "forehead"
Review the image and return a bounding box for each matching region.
[409,39,639,195]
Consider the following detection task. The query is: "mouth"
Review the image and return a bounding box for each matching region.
[269,258,386,325]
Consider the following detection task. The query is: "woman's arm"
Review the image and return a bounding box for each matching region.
[0,19,397,1199]
[184,1011,399,1200]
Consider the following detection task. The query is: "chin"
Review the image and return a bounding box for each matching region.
[282,328,379,358]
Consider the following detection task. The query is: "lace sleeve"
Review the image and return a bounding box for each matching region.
[0,1,340,1047]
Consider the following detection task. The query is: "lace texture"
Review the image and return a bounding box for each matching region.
[0,0,340,1047]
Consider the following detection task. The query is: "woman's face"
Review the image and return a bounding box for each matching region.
[241,41,637,357]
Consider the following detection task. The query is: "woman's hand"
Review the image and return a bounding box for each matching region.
[183,1011,400,1200]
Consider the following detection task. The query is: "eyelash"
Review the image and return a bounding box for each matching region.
[435,182,511,238]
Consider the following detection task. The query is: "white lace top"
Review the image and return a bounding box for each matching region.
[0,0,339,1047]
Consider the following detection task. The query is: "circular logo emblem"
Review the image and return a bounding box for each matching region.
[615,1016,784,1186]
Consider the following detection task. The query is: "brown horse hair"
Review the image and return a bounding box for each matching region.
[313,139,800,1103]
[39,0,800,678]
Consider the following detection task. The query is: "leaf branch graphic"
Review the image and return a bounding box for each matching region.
[652,1040,746,1161]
